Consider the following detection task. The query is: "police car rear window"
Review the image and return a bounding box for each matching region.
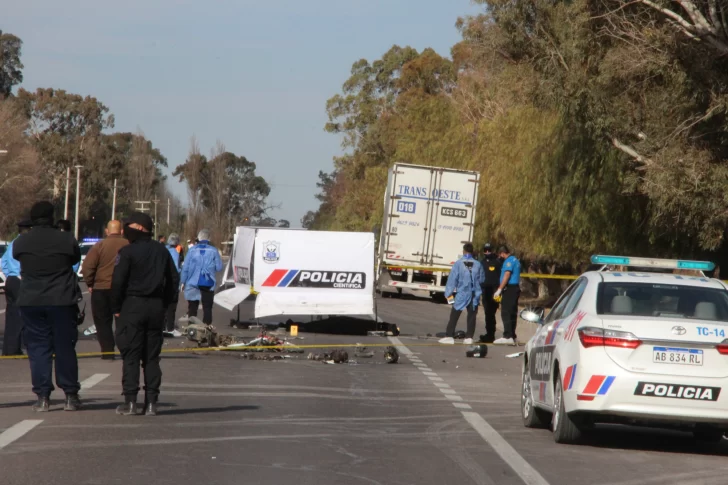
[80,245,93,256]
[596,282,728,322]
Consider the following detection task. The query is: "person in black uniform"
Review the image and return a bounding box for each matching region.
[111,212,179,416]
[479,243,502,343]
[14,201,82,412]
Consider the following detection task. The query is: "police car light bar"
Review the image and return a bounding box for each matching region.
[82,238,101,243]
[590,255,715,271]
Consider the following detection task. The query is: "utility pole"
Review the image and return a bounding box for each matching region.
[167,198,170,225]
[111,178,118,220]
[134,201,150,213]
[152,198,160,238]
[64,167,71,220]
[74,165,82,239]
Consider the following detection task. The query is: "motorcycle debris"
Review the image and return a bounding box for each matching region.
[505,352,525,359]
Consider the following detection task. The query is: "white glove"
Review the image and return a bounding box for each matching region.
[493,289,502,299]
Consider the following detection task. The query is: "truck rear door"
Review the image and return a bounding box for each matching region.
[425,169,479,266]
[382,165,435,265]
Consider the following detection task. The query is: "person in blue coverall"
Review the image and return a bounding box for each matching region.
[1,219,33,355]
[439,243,485,345]
[163,233,182,337]
[180,229,223,325]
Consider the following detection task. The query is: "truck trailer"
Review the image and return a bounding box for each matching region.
[376,163,480,298]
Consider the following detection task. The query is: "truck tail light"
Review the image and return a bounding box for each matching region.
[579,327,641,349]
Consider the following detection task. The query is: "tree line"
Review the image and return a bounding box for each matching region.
[306,0,728,272]
[0,30,280,244]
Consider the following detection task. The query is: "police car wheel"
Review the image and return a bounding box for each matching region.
[693,427,724,444]
[552,374,583,444]
[521,362,549,428]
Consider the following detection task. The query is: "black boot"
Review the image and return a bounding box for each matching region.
[115,401,139,416]
[144,402,158,416]
[32,396,50,412]
[64,393,82,411]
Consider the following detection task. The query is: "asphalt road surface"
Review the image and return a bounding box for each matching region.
[2,288,728,485]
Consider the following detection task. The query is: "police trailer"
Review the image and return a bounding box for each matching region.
[376,163,480,298]
[215,227,375,320]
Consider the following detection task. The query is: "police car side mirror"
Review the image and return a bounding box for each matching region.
[520,307,545,325]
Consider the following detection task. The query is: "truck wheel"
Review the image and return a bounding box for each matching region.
[522,363,549,428]
[552,374,583,444]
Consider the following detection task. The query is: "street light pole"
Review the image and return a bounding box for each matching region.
[111,178,118,220]
[167,198,170,225]
[64,167,71,220]
[74,165,82,239]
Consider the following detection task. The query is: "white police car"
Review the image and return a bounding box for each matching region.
[521,255,728,444]
[77,239,99,279]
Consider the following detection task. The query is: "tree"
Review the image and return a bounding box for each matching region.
[225,153,274,227]
[173,136,206,238]
[129,128,165,203]
[300,211,315,229]
[276,219,291,228]
[16,87,114,199]
[0,99,40,234]
[0,31,23,98]
[201,141,230,244]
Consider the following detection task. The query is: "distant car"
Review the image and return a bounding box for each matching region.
[77,239,100,279]
[521,255,728,445]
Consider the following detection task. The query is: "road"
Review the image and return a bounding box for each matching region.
[2,289,728,485]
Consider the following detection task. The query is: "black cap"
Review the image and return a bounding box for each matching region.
[17,219,32,228]
[30,201,54,223]
[124,212,153,232]
[483,243,492,251]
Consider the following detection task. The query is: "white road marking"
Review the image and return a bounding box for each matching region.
[433,382,451,389]
[418,368,433,372]
[422,371,438,377]
[462,411,550,485]
[80,374,110,390]
[389,336,551,485]
[0,309,5,315]
[413,363,428,367]
[0,420,43,450]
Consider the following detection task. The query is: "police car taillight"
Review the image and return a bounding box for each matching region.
[578,327,642,349]
[716,340,728,355]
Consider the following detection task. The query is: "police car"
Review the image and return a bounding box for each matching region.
[77,238,99,279]
[521,255,728,444]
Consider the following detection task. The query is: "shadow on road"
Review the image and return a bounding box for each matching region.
[579,424,728,457]
[159,405,259,416]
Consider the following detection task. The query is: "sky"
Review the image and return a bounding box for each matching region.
[5,0,481,227]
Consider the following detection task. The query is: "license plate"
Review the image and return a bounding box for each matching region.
[653,346,703,366]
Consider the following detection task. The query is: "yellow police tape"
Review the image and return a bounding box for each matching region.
[0,341,520,360]
[521,273,578,280]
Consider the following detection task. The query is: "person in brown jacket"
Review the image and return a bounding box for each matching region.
[82,220,129,359]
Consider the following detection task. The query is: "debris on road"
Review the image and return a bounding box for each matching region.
[466,345,488,358]
[307,349,349,364]
[384,346,399,364]
[505,352,525,359]
[354,344,374,358]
